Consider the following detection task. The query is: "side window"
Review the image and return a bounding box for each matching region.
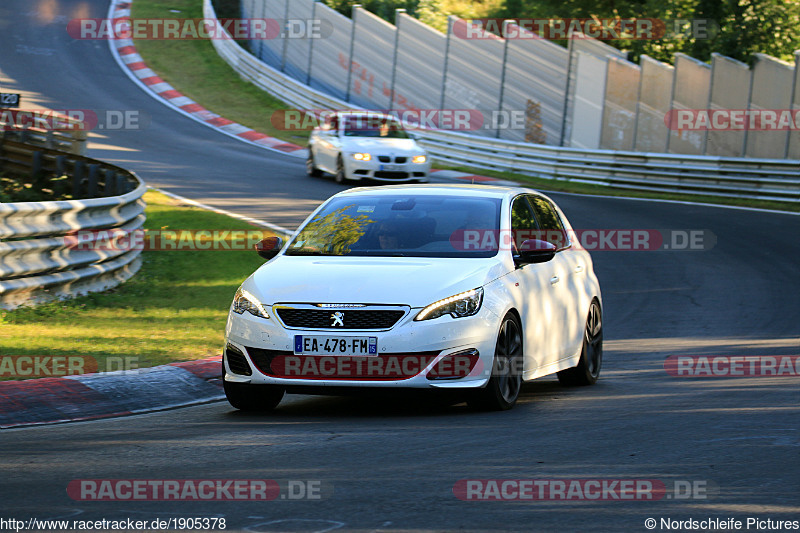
[510,196,537,252]
[528,196,568,249]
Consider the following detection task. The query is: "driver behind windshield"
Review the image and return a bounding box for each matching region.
[343,116,408,139]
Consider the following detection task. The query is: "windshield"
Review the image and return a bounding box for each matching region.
[285,195,502,258]
[342,117,410,139]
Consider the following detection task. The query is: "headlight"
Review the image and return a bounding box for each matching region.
[412,155,427,164]
[232,288,269,319]
[353,153,372,161]
[415,288,484,321]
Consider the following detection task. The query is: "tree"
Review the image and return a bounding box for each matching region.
[417,0,448,32]
[492,0,800,64]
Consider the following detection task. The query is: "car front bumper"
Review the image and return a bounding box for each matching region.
[223,305,499,389]
[343,157,431,182]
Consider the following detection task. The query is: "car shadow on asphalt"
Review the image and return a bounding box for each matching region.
[221,379,571,419]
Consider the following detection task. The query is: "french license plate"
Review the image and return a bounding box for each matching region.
[294,335,378,356]
[380,164,401,171]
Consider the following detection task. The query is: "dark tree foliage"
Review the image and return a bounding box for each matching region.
[323,0,421,20]
[493,0,799,64]
[322,0,799,65]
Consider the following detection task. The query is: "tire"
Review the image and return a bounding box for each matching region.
[306,148,322,178]
[467,313,523,411]
[223,378,285,411]
[334,155,348,184]
[557,299,603,386]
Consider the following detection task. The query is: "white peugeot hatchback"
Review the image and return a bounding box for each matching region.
[306,112,431,183]
[224,185,602,411]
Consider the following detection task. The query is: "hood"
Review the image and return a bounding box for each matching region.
[246,256,509,308]
[343,138,421,153]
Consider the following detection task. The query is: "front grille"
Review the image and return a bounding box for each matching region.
[225,344,252,376]
[374,171,409,180]
[276,309,405,330]
[395,157,408,164]
[378,155,391,163]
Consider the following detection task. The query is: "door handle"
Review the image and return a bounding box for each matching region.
[550,276,560,285]
[575,265,584,274]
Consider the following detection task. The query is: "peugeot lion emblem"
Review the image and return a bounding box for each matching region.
[331,312,345,327]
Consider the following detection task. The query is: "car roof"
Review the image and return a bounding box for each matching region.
[334,183,538,200]
[334,111,399,120]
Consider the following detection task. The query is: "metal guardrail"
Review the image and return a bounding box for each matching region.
[1,112,88,155]
[0,140,146,310]
[205,0,800,203]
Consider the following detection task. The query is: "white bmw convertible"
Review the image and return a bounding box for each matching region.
[306,112,431,183]
[224,185,602,411]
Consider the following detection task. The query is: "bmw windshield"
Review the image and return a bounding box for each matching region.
[285,195,502,258]
[342,117,410,139]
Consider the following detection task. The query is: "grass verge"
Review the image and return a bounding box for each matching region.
[0,190,270,380]
[130,0,797,213]
[132,0,309,145]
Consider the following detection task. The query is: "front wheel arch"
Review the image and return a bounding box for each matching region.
[467,311,524,411]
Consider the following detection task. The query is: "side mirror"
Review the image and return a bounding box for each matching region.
[515,239,557,265]
[255,236,284,260]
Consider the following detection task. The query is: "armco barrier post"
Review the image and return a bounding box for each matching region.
[87,164,99,198]
[31,151,44,188]
[559,38,575,146]
[784,50,800,159]
[439,16,455,114]
[306,0,319,85]
[496,20,512,139]
[345,4,361,103]
[389,9,405,111]
[280,0,290,72]
[72,160,85,197]
[105,169,117,196]
[257,0,266,61]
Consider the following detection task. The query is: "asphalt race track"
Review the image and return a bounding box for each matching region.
[1,1,799,531]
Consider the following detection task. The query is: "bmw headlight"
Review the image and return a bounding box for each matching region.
[412,155,427,164]
[353,153,372,161]
[415,288,484,321]
[232,288,269,319]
